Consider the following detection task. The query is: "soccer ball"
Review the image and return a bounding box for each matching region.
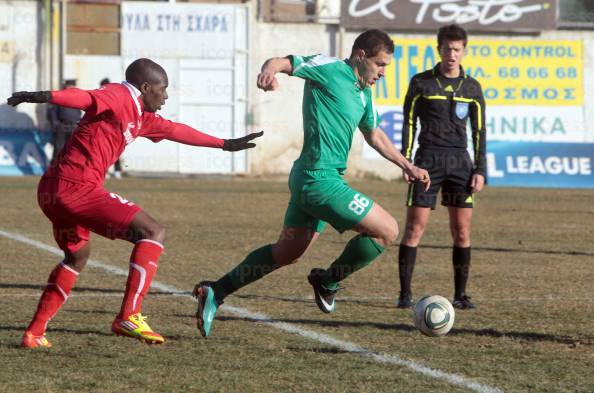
[413,295,455,337]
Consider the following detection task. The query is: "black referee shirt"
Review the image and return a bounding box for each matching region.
[401,64,486,176]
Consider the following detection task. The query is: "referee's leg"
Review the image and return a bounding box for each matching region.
[448,206,475,309]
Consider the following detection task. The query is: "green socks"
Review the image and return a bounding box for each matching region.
[211,235,385,302]
[213,244,277,302]
[322,234,385,290]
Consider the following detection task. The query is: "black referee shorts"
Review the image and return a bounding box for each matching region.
[406,148,474,209]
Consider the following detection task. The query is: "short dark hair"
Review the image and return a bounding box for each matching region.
[100,78,110,86]
[125,58,167,88]
[63,79,76,88]
[352,29,394,57]
[437,24,468,49]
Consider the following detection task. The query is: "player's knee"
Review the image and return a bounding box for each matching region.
[271,244,303,266]
[378,217,398,247]
[451,228,470,246]
[155,225,166,244]
[272,250,301,266]
[404,220,425,242]
[275,256,300,267]
[387,221,399,245]
[145,222,166,244]
[64,251,89,272]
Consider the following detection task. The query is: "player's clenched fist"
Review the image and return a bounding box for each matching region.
[257,72,279,92]
[404,166,431,191]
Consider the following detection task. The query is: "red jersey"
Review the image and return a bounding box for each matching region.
[45,82,224,185]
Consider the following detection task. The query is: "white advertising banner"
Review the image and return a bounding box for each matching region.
[362,105,589,159]
[486,106,587,143]
[119,2,249,174]
[121,2,238,59]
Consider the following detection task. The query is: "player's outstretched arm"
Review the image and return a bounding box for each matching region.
[148,117,264,152]
[257,57,292,92]
[7,89,93,110]
[363,127,430,190]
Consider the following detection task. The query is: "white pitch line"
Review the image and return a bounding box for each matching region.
[1,229,502,393]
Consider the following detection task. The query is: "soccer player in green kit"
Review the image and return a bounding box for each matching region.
[193,29,430,337]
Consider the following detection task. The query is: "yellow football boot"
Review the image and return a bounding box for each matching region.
[22,331,52,348]
[111,313,165,344]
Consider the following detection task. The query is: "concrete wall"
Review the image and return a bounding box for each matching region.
[0,0,42,129]
[64,55,123,91]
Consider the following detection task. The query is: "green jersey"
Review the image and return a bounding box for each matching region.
[290,54,379,170]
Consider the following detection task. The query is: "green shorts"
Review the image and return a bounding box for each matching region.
[284,167,374,233]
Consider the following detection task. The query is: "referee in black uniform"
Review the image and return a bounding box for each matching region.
[396,24,486,310]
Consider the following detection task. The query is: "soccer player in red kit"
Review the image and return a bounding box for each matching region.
[7,58,263,348]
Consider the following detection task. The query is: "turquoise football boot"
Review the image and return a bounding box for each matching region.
[193,281,219,338]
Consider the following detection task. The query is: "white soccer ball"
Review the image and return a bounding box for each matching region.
[413,295,455,337]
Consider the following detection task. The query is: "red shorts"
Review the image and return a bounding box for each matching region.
[37,176,141,253]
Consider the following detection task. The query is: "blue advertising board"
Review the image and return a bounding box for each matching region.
[487,142,594,189]
[0,129,50,176]
[379,109,403,150]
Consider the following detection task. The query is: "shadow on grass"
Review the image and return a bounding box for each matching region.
[216,315,416,332]
[0,325,112,337]
[286,346,352,354]
[231,293,311,305]
[212,315,592,347]
[0,283,122,293]
[418,244,594,257]
[449,327,593,346]
[327,240,594,257]
[66,309,116,316]
[0,283,186,296]
[230,293,393,309]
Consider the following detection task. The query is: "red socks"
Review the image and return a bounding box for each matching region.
[118,239,164,319]
[26,239,164,335]
[27,263,78,336]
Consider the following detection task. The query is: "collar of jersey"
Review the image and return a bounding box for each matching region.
[433,63,467,79]
[343,59,365,90]
[122,81,144,116]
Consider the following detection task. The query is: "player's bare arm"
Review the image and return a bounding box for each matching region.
[257,57,292,91]
[363,127,430,190]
